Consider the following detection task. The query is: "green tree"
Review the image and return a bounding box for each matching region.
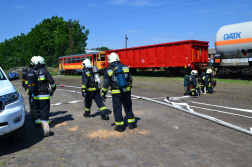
[0,16,89,69]
[90,47,112,51]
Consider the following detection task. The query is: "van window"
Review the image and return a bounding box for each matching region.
[65,59,67,64]
[77,57,81,63]
[81,57,85,62]
[68,58,71,63]
[0,69,6,80]
[72,58,76,63]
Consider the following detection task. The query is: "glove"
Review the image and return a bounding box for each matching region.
[82,91,87,97]
[101,95,106,102]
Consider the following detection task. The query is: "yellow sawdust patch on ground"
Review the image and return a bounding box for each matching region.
[87,129,149,139]
[87,130,125,139]
[136,129,149,135]
[67,125,79,131]
[55,122,68,127]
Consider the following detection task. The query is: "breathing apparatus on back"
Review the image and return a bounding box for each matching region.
[27,56,39,95]
[82,59,101,89]
[108,52,127,91]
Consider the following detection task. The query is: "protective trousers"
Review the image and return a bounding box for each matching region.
[29,95,35,117]
[206,87,215,93]
[84,90,107,115]
[112,91,135,124]
[189,89,200,96]
[34,99,50,121]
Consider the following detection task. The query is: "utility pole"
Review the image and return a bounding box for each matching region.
[67,19,74,55]
[125,35,128,48]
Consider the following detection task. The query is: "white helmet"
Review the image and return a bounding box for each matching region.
[37,56,45,65]
[206,69,213,74]
[191,70,198,76]
[30,56,38,66]
[82,59,92,68]
[108,52,120,63]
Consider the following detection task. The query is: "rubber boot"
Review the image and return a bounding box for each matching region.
[128,122,137,130]
[83,111,90,118]
[101,114,109,120]
[40,121,50,137]
[114,125,124,132]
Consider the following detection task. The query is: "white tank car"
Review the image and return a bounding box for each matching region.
[214,21,252,74]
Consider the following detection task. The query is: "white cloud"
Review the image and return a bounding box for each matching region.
[196,9,214,13]
[125,30,142,34]
[129,0,151,6]
[228,4,247,9]
[13,5,25,9]
[109,0,165,6]
[109,0,128,5]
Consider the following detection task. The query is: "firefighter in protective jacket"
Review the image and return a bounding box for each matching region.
[81,59,109,120]
[24,56,38,120]
[32,56,56,127]
[102,52,137,132]
[201,69,215,94]
[184,70,200,96]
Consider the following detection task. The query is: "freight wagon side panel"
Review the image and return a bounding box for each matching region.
[156,45,165,67]
[174,43,183,66]
[165,44,174,66]
[183,42,192,67]
[139,47,147,67]
[147,46,155,67]
[118,50,127,65]
[127,49,134,67]
[133,48,139,67]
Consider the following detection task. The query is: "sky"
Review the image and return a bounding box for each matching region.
[0,0,251,50]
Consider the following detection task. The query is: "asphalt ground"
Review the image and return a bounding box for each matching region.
[1,75,252,167]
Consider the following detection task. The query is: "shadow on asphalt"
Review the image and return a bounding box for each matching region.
[50,111,74,127]
[0,111,74,156]
[90,109,112,118]
[0,115,44,156]
[49,110,68,117]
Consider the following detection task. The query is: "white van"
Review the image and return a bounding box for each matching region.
[0,67,26,141]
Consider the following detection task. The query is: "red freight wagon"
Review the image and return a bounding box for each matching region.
[105,40,209,75]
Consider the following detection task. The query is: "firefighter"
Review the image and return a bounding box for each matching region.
[184,70,200,96]
[32,56,56,131]
[82,59,109,120]
[101,52,136,132]
[201,69,215,93]
[25,56,38,120]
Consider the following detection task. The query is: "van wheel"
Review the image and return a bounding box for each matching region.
[11,122,26,142]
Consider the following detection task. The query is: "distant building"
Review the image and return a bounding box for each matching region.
[85,50,101,53]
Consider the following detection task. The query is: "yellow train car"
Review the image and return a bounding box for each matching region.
[59,51,107,74]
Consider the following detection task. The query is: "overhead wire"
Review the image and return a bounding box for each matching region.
[77,0,201,20]
[0,0,227,38]
[82,0,227,25]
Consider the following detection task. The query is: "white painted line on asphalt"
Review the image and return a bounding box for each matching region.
[190,105,252,119]
[186,100,252,113]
